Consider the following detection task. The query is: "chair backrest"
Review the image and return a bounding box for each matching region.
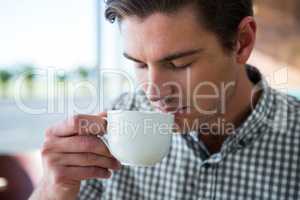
[0,156,33,200]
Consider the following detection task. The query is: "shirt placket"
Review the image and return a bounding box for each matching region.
[185,132,224,200]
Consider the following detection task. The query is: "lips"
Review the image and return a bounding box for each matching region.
[156,106,189,114]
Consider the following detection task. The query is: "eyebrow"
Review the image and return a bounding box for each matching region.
[123,48,202,64]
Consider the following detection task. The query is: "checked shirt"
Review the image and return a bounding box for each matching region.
[78,65,300,200]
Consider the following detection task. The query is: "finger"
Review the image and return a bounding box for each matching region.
[46,114,107,137]
[77,114,107,136]
[56,166,112,181]
[45,135,113,158]
[96,112,107,118]
[51,153,121,170]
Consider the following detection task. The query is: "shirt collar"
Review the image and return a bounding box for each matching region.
[137,64,275,162]
[181,64,276,164]
[221,64,275,154]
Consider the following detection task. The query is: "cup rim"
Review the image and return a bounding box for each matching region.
[107,110,174,117]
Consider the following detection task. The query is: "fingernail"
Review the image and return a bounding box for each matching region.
[105,170,112,178]
[115,161,122,170]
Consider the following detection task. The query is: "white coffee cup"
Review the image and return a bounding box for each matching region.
[101,110,174,167]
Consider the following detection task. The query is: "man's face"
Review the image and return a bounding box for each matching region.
[120,6,239,133]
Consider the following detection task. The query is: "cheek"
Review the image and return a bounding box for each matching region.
[188,55,235,92]
[182,62,224,111]
[135,69,149,91]
[187,63,218,94]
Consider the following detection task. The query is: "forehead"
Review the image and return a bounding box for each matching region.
[120,6,209,62]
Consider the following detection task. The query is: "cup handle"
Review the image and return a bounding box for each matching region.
[97,117,112,152]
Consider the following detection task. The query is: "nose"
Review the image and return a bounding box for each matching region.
[146,66,173,102]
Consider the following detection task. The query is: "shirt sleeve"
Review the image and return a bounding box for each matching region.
[77,179,104,200]
[106,92,135,111]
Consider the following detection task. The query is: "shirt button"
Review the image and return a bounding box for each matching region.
[238,139,246,148]
[210,153,222,163]
[191,182,195,189]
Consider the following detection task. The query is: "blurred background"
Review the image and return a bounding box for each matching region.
[0,0,299,199]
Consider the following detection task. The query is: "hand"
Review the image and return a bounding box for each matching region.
[30,112,121,200]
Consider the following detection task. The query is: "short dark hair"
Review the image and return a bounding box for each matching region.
[104,0,254,52]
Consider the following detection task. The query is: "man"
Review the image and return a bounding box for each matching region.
[30,0,300,199]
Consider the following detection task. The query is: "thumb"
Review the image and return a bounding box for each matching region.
[96,111,107,117]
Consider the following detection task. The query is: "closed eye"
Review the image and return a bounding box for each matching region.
[170,62,193,69]
[135,62,193,70]
[136,64,148,69]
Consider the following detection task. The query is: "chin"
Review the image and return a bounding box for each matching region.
[174,116,198,134]
[173,111,218,134]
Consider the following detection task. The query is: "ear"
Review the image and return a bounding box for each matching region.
[235,16,257,64]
